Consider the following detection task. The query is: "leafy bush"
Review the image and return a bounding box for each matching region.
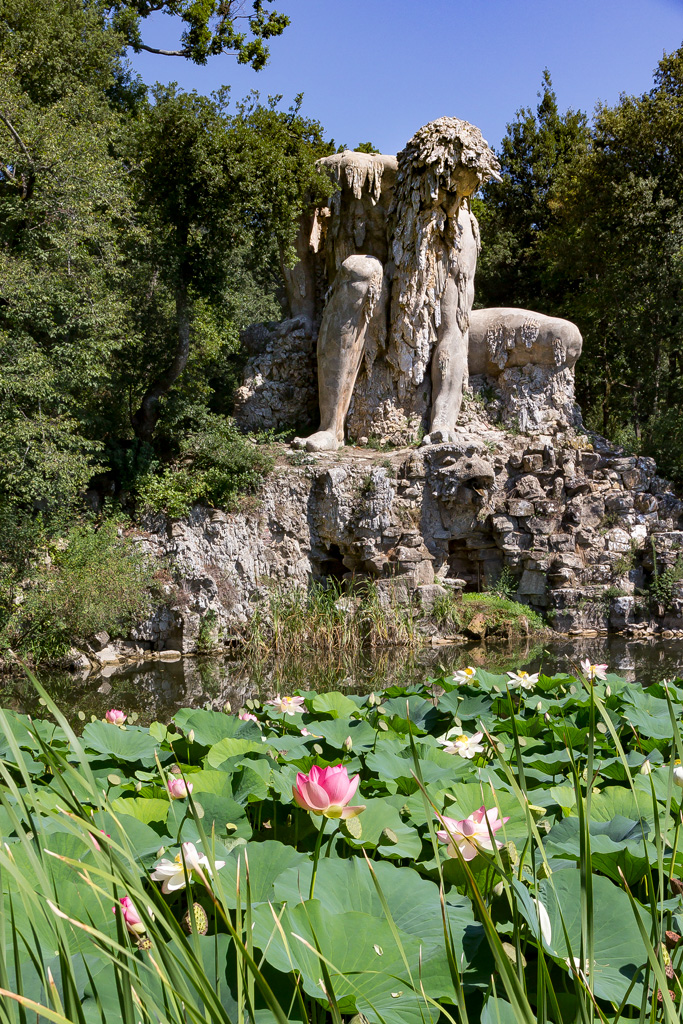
[649,547,683,610]
[1,517,153,661]
[137,417,274,517]
[488,564,517,600]
[642,407,683,488]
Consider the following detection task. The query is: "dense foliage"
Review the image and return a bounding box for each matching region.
[0,0,331,515]
[3,668,683,1022]
[0,513,154,661]
[476,56,683,482]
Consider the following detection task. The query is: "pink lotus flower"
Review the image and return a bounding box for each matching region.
[436,805,509,861]
[292,764,365,820]
[239,711,259,725]
[266,694,306,716]
[105,709,126,726]
[115,896,146,936]
[167,777,193,800]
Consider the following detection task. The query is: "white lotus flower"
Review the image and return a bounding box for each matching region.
[580,658,608,681]
[532,897,552,947]
[265,695,306,716]
[438,730,485,759]
[150,842,224,893]
[453,666,477,684]
[673,761,683,788]
[507,670,539,692]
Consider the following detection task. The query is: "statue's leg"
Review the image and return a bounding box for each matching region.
[294,255,384,453]
[423,276,468,445]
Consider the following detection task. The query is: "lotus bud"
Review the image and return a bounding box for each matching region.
[188,730,195,743]
[640,759,653,775]
[344,736,353,752]
[536,701,543,711]
[544,712,551,723]
[605,685,611,697]
[674,761,683,788]
[182,902,209,935]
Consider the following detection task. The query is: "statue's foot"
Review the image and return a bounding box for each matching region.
[422,428,459,446]
[292,430,341,453]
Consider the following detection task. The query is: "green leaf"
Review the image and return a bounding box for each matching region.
[311,692,359,719]
[207,737,269,766]
[81,722,161,764]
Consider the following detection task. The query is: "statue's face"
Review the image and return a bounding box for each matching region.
[436,166,481,219]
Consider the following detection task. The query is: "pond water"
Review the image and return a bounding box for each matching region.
[4,633,683,725]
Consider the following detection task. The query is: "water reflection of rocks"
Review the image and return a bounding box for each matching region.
[5,635,683,724]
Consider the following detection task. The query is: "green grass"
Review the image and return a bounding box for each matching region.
[246,579,421,655]
[433,590,547,637]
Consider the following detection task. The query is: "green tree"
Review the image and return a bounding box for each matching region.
[542,47,683,442]
[110,0,289,66]
[474,70,590,312]
[0,3,140,508]
[128,88,332,443]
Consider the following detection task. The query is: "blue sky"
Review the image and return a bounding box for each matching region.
[129,0,683,153]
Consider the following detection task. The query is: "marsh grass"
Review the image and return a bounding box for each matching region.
[246,579,421,655]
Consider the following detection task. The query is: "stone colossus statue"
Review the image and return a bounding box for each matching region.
[282,116,582,450]
[293,117,502,451]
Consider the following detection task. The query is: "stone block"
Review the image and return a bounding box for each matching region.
[549,533,575,552]
[492,515,516,534]
[522,454,543,473]
[507,499,535,517]
[413,559,435,585]
[610,596,635,629]
[416,583,448,613]
[517,569,547,596]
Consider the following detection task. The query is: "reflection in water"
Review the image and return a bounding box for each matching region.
[4,634,683,725]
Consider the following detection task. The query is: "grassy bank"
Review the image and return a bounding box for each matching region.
[434,590,547,639]
[243,581,548,656]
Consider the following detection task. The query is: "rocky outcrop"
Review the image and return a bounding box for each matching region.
[97,423,683,662]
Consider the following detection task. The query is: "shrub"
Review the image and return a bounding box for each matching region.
[137,416,274,516]
[1,517,153,661]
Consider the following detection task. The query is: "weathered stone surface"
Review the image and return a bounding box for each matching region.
[234,317,318,434]
[237,117,583,447]
[71,417,681,665]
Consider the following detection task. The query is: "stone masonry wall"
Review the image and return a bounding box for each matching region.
[79,420,683,671]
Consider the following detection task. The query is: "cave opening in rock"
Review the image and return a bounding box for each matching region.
[447,538,502,593]
[318,543,347,584]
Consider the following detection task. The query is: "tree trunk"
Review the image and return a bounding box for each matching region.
[131,279,191,443]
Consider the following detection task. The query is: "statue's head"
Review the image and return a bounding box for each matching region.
[395,116,501,212]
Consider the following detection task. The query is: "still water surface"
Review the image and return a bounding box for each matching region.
[4,634,683,725]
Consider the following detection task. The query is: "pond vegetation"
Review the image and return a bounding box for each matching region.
[2,665,683,1022]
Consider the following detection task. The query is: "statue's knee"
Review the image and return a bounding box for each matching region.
[340,254,384,286]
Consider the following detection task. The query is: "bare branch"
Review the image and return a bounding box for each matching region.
[0,160,17,182]
[0,111,34,167]
[136,43,189,57]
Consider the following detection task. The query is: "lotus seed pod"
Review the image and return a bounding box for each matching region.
[169,764,182,776]
[666,930,682,949]
[182,902,209,936]
[671,877,683,896]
